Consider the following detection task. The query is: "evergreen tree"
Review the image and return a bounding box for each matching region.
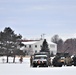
[40,39,50,54]
[0,27,22,63]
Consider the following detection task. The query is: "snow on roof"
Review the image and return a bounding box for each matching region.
[47,41,57,45]
[35,55,47,57]
[21,40,56,45]
[22,41,36,45]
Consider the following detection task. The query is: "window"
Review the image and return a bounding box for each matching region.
[29,45,31,48]
[25,45,26,47]
[35,45,37,48]
[50,44,55,48]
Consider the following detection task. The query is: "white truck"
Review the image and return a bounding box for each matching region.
[31,52,51,67]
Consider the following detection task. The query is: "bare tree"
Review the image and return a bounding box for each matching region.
[51,35,59,44]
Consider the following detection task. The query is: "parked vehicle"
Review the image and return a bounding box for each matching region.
[52,53,72,67]
[52,55,63,67]
[31,52,51,67]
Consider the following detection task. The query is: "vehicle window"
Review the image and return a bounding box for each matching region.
[34,57,47,59]
[34,55,47,59]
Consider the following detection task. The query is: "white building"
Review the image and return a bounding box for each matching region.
[20,39,57,55]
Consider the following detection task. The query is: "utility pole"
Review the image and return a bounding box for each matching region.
[41,33,46,40]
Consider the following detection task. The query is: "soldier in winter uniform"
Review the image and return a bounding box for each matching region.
[30,55,34,67]
[19,56,23,63]
[65,56,72,66]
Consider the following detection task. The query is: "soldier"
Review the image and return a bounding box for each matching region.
[48,57,51,66]
[30,55,33,67]
[19,56,23,63]
[65,56,72,66]
[72,55,76,66]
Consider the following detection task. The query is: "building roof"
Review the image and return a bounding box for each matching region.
[47,41,57,45]
[22,41,36,45]
[21,40,56,45]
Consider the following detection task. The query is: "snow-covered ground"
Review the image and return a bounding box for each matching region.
[0,56,76,75]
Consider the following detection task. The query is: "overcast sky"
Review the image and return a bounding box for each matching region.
[0,0,76,40]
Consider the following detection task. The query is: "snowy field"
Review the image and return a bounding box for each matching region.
[0,56,76,75]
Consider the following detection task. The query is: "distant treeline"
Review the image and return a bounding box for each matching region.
[51,35,76,55]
